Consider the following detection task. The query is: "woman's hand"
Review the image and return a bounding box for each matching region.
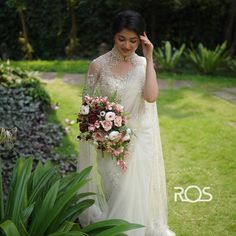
[140,32,154,61]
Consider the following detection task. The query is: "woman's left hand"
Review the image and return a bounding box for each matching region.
[140,32,154,60]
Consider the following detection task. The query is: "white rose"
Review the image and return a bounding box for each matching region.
[109,131,120,140]
[105,112,116,121]
[126,128,131,134]
[80,105,89,115]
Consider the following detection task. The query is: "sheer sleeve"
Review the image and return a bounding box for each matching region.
[83,59,101,97]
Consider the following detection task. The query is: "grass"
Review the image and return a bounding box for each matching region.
[43,79,83,157]
[11,60,90,74]
[31,61,236,235]
[158,88,236,235]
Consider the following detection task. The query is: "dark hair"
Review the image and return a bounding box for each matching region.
[112,10,146,38]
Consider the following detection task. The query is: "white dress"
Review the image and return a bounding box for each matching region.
[78,46,176,236]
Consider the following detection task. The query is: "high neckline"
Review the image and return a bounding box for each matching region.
[111,46,136,63]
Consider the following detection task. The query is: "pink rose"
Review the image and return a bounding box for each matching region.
[88,124,96,131]
[84,95,92,104]
[94,120,100,128]
[92,131,105,142]
[114,116,122,127]
[105,112,116,121]
[100,120,113,131]
[115,104,124,113]
[117,160,128,171]
[124,151,129,158]
[112,147,124,157]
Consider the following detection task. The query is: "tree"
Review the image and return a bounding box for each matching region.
[225,0,236,56]
[6,0,33,60]
[65,0,80,58]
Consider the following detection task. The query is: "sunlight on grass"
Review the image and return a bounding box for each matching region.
[158,88,236,235]
[11,60,90,73]
[41,70,236,235]
[43,79,82,157]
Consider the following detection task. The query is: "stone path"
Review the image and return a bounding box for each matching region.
[38,72,192,89]
[213,87,236,104]
[39,72,236,104]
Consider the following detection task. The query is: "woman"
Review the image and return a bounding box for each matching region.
[78,10,176,236]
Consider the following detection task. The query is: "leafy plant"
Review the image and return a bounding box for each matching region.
[0,158,143,235]
[0,63,76,193]
[0,62,50,107]
[186,41,230,74]
[154,41,185,71]
[0,128,15,146]
[226,58,236,73]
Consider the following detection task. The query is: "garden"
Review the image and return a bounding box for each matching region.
[1,0,236,235]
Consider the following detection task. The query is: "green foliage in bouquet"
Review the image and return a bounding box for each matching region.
[0,158,143,236]
[186,41,230,74]
[154,41,185,71]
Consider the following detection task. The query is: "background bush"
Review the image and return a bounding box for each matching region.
[0,0,233,59]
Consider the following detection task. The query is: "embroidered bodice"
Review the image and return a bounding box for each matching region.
[85,46,147,100]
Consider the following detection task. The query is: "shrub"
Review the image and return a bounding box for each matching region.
[154,41,185,72]
[0,62,50,109]
[0,63,76,194]
[186,41,230,74]
[226,58,236,73]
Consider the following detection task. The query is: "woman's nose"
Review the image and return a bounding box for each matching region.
[124,41,131,49]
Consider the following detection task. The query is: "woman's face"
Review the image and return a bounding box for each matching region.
[114,28,140,57]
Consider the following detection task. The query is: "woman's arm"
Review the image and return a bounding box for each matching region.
[140,32,159,103]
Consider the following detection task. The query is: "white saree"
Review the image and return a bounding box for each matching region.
[78,46,176,236]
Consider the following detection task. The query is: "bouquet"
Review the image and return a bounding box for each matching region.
[77,95,132,171]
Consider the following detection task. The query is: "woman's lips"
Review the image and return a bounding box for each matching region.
[121,48,131,53]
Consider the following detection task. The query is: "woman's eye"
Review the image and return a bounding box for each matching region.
[131,41,137,44]
[119,38,125,42]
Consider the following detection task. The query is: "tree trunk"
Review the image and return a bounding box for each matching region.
[225,0,236,56]
[19,10,32,60]
[70,6,77,40]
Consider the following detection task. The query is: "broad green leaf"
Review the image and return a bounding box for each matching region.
[96,223,144,236]
[5,158,32,233]
[0,220,21,236]
[46,178,91,234]
[29,180,60,236]
[82,219,132,233]
[55,199,95,226]
[47,231,87,236]
[165,41,172,64]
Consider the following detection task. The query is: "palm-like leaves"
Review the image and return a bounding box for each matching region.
[0,158,143,235]
[154,41,186,71]
[186,41,230,74]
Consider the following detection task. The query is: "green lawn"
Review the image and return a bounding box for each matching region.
[11,60,90,74]
[43,79,83,157]
[40,64,236,235]
[159,88,236,235]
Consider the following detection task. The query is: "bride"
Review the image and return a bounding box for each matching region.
[78,10,176,236]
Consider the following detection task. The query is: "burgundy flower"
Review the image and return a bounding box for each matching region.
[88,112,97,124]
[80,123,88,132]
